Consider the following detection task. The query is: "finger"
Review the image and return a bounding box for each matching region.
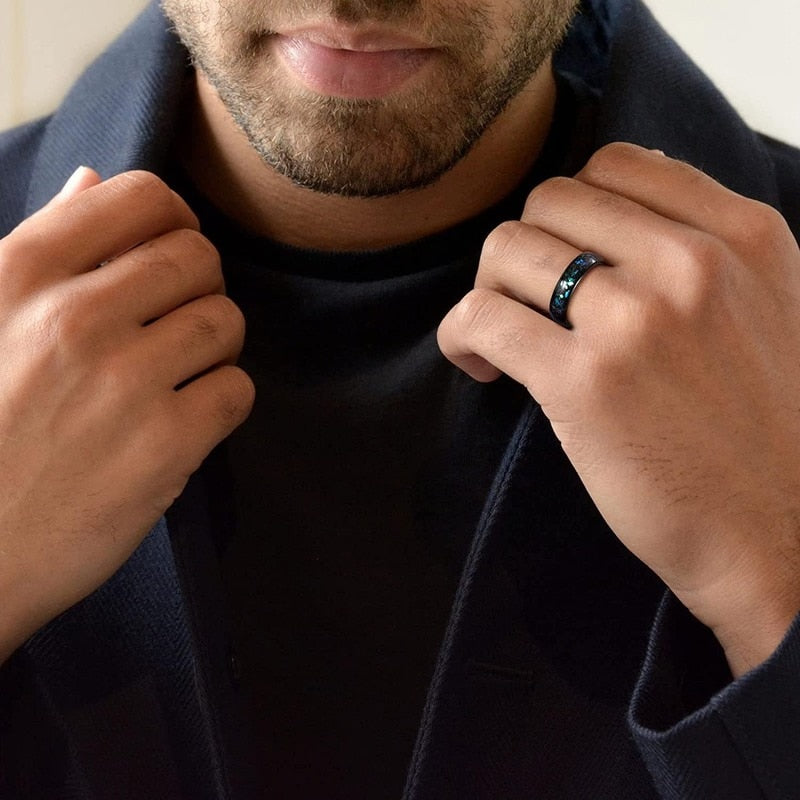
[575,143,793,259]
[172,364,255,464]
[574,142,754,238]
[6,171,199,287]
[76,228,224,326]
[520,175,706,292]
[140,293,246,389]
[477,220,613,326]
[25,166,104,224]
[56,166,103,202]
[438,287,573,400]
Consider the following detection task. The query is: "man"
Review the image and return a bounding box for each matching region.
[1,0,799,796]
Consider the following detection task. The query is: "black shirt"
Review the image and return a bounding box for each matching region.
[178,70,596,798]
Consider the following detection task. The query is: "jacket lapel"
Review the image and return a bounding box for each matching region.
[13,6,232,797]
[8,520,228,799]
[24,2,188,216]
[594,0,781,205]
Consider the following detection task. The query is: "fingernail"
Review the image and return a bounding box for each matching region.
[59,165,91,197]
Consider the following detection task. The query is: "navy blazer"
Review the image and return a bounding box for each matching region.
[2,1,800,797]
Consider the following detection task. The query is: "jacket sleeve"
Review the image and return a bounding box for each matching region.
[629,591,800,799]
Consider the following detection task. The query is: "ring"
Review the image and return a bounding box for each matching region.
[548,252,607,329]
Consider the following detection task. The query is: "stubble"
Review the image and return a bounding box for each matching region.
[162,0,579,197]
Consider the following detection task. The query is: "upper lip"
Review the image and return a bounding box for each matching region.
[273,24,435,52]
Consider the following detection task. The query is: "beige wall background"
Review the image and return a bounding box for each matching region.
[1,0,798,145]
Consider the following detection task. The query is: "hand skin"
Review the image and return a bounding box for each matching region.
[0,168,254,663]
[439,142,800,678]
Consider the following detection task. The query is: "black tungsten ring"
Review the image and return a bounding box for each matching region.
[548,252,607,329]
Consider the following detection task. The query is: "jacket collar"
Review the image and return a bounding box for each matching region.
[591,0,780,205]
[25,1,188,217]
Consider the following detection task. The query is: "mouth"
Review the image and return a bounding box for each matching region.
[270,24,439,100]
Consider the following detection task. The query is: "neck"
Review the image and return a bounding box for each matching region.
[178,60,557,252]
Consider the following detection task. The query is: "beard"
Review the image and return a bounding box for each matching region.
[162,0,579,197]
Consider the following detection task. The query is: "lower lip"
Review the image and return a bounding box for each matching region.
[273,36,435,99]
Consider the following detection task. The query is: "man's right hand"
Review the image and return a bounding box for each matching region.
[0,168,255,662]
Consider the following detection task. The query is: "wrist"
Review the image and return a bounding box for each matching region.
[677,564,800,678]
[714,608,798,678]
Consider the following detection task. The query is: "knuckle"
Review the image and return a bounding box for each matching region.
[626,292,672,338]
[221,296,246,344]
[212,292,244,325]
[213,367,255,426]
[192,235,224,285]
[582,142,637,179]
[132,234,181,266]
[735,201,789,247]
[173,227,219,261]
[18,288,111,378]
[97,348,141,402]
[107,171,188,227]
[170,228,223,282]
[134,229,222,291]
[135,251,185,292]
[113,169,168,198]
[29,288,84,345]
[454,288,504,338]
[672,232,730,290]
[594,284,668,358]
[481,221,526,267]
[190,294,244,341]
[186,307,222,340]
[522,176,574,219]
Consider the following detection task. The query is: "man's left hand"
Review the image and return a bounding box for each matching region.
[439,142,800,677]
